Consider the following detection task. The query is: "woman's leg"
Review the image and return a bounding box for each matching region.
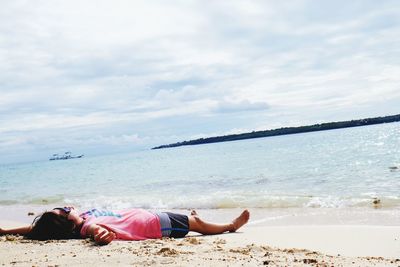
[188,209,249,235]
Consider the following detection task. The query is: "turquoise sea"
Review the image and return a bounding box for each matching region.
[1,122,399,223]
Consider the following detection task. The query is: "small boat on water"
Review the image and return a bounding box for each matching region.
[49,152,84,161]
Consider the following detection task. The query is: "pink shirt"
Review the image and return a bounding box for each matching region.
[80,208,162,240]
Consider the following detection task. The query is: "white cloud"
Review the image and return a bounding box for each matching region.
[0,0,400,163]
[214,100,269,113]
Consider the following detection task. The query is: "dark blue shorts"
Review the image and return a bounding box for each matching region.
[157,212,189,238]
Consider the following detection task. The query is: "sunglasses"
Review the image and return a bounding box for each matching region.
[53,207,72,215]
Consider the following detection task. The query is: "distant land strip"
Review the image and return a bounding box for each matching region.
[152,114,400,150]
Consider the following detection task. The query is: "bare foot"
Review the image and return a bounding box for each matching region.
[230,209,250,232]
[190,210,198,216]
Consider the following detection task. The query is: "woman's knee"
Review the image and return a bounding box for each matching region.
[188,215,204,231]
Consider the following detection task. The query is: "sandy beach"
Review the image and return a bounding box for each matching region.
[2,0,400,264]
[1,218,399,266]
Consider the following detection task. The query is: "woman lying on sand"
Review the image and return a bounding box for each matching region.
[0,207,250,245]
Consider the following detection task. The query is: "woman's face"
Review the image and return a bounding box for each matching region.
[52,206,83,227]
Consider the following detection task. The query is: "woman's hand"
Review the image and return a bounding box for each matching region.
[93,226,116,245]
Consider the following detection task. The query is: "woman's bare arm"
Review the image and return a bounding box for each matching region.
[0,225,32,235]
[86,224,116,245]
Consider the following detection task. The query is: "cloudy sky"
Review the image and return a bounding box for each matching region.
[1,0,400,163]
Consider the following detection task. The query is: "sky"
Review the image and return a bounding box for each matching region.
[1,0,400,164]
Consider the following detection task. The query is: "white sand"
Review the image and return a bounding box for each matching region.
[1,222,399,266]
[1,207,400,266]
[222,225,400,258]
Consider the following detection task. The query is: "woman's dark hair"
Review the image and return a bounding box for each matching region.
[25,211,81,240]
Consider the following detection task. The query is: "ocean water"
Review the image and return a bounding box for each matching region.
[1,122,400,215]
